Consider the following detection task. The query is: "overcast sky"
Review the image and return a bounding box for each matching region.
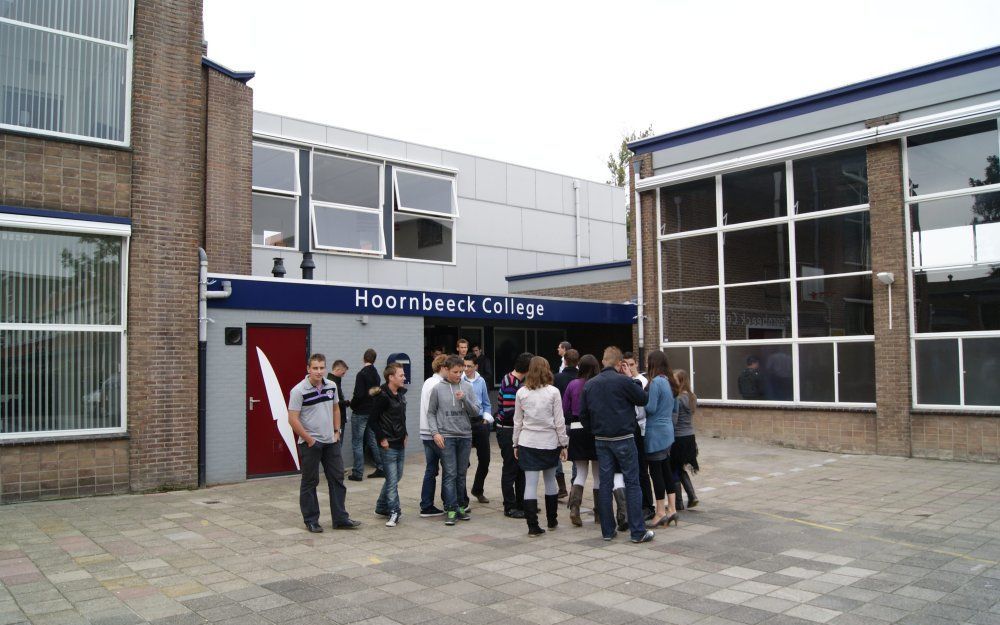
[203,0,1000,183]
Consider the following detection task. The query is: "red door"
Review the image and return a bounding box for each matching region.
[246,325,309,477]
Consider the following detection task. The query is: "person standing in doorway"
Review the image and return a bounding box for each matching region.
[428,355,481,526]
[287,353,360,533]
[370,363,408,527]
[579,346,653,543]
[419,354,449,517]
[472,344,493,385]
[349,348,384,481]
[464,355,493,504]
[456,338,470,359]
[496,352,532,518]
[327,360,351,428]
[557,341,572,373]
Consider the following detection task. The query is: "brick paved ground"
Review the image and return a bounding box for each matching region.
[1,438,998,625]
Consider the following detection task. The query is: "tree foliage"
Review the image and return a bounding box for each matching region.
[606,125,654,187]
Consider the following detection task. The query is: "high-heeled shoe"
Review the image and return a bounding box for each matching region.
[661,512,678,527]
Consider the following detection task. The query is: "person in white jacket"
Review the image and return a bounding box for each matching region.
[418,355,449,517]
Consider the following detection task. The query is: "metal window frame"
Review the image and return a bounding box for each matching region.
[308,150,386,256]
[252,142,302,196]
[391,167,459,265]
[392,167,460,218]
[0,2,134,147]
[251,191,298,251]
[0,218,129,441]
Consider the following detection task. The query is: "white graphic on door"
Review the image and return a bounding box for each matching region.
[256,347,301,470]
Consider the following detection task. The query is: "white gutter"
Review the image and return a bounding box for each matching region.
[573,179,581,264]
[199,248,232,342]
[636,98,1000,192]
[633,161,644,354]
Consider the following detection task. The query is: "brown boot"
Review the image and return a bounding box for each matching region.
[568,485,584,526]
[556,473,568,498]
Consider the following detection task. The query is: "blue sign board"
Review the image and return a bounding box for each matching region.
[208,276,636,325]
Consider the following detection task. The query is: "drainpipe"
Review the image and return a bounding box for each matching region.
[633,160,645,366]
[573,180,581,265]
[198,248,232,487]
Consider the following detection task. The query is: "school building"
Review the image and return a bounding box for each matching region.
[629,45,1000,462]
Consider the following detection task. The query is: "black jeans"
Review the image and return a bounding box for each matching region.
[470,422,491,496]
[496,427,525,511]
[298,440,350,526]
[635,434,654,511]
[648,454,678,500]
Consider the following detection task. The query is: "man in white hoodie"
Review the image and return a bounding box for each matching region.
[418,355,449,517]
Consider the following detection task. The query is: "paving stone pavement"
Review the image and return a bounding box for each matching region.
[1,437,999,625]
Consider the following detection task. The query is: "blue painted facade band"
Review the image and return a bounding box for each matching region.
[208,277,636,325]
[0,204,131,225]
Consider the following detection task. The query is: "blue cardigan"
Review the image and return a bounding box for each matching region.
[644,375,675,454]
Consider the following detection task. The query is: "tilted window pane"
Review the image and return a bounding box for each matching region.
[313,206,382,253]
[660,178,716,234]
[0,228,122,325]
[726,344,793,401]
[793,147,868,213]
[312,153,380,209]
[910,192,1000,268]
[722,164,787,225]
[796,212,871,276]
[913,266,1000,333]
[662,235,718,290]
[798,343,834,402]
[963,337,1000,407]
[252,144,298,193]
[664,289,720,341]
[915,339,960,405]
[252,194,296,248]
[837,342,875,403]
[797,275,873,337]
[1,330,122,434]
[394,213,453,262]
[691,346,721,400]
[724,224,789,284]
[662,347,690,379]
[907,120,999,197]
[1,0,130,44]
[0,22,127,142]
[396,171,456,216]
[724,282,792,340]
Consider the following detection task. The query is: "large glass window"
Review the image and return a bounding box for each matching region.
[0,1,132,143]
[656,146,873,406]
[1,225,126,438]
[393,168,457,263]
[311,152,384,255]
[907,119,1000,409]
[252,143,299,249]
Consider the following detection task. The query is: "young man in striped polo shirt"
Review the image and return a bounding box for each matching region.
[288,353,361,533]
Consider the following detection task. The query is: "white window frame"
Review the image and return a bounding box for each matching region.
[903,116,1000,412]
[252,142,300,251]
[0,1,135,147]
[309,150,385,256]
[391,167,459,265]
[655,152,876,409]
[0,213,130,441]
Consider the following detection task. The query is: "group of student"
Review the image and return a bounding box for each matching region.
[286,340,700,544]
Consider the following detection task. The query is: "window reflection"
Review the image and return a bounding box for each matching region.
[913,266,1000,332]
[796,212,871,276]
[726,344,793,401]
[723,224,789,284]
[907,121,999,197]
[911,192,1000,268]
[794,147,868,213]
[724,282,792,340]
[660,178,717,235]
[797,275,873,337]
[664,290,720,341]
[662,235,718,290]
[722,164,787,225]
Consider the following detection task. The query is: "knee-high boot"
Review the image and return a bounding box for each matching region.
[524,500,545,537]
[544,494,559,529]
[568,485,584,526]
[680,471,698,508]
[556,473,568,499]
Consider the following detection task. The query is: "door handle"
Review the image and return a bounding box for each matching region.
[249,396,262,411]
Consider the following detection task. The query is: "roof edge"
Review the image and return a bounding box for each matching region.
[506,260,631,282]
[202,57,255,84]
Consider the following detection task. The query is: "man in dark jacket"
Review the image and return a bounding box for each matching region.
[327,360,351,425]
[369,363,408,527]
[349,348,385,481]
[579,346,653,544]
[553,349,579,397]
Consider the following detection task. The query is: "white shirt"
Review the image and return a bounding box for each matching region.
[419,373,443,440]
[634,373,649,436]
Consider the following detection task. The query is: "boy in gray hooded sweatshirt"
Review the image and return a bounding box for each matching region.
[428,355,481,525]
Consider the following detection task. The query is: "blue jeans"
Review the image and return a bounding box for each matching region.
[375,447,405,515]
[596,438,646,540]
[440,437,472,512]
[421,439,444,511]
[350,413,383,477]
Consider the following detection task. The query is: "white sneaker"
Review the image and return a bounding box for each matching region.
[385,512,400,527]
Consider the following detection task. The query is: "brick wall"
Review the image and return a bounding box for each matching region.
[912,414,1000,462]
[697,406,877,454]
[516,279,632,302]
[205,69,253,274]
[0,135,130,216]
[0,440,129,504]
[126,0,206,492]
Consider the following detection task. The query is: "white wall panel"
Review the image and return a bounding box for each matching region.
[535,171,563,214]
[442,243,478,292]
[405,261,444,290]
[281,117,326,143]
[611,187,627,224]
[612,223,627,261]
[326,126,368,152]
[457,198,522,249]
[506,165,536,209]
[368,136,407,159]
[588,182,614,222]
[588,220,614,263]
[506,249,537,276]
[536,252,569,271]
[562,176,589,218]
[326,254,370,284]
[442,151,477,199]
[406,143,443,165]
[253,111,282,135]
[476,246,508,293]
[369,258,408,287]
[476,158,507,204]
[522,209,576,256]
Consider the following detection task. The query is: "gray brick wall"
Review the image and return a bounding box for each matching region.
[205,309,423,484]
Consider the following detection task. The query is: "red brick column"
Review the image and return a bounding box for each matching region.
[867,140,912,457]
[630,154,658,358]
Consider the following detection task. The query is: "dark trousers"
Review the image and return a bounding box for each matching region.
[470,423,491,496]
[298,440,349,526]
[496,427,525,511]
[635,434,654,511]
[420,439,443,512]
[649,453,678,500]
[596,438,646,541]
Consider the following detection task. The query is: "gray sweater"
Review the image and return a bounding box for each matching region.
[427,379,480,438]
[673,392,694,437]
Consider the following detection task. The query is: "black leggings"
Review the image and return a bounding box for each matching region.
[648,455,678,501]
